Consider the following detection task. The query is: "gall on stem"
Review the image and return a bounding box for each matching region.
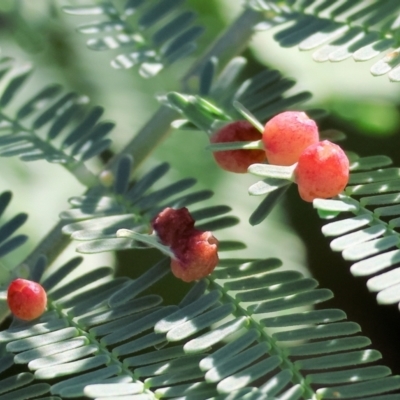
[7,278,47,321]
[210,120,266,173]
[294,140,349,202]
[262,111,319,166]
[152,207,219,282]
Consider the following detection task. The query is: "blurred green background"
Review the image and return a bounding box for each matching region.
[1,0,400,373]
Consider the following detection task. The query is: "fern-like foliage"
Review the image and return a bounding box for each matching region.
[163,57,332,224]
[249,150,400,312]
[63,0,204,77]
[0,56,114,186]
[60,154,243,255]
[313,154,400,310]
[1,252,400,399]
[247,0,400,81]
[0,190,29,323]
[164,56,320,135]
[0,191,28,266]
[161,53,400,314]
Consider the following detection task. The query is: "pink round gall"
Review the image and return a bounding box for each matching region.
[210,120,266,173]
[7,278,47,321]
[294,140,349,202]
[170,230,219,282]
[152,207,219,282]
[262,111,319,166]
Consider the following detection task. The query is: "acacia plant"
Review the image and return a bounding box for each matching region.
[1,0,400,399]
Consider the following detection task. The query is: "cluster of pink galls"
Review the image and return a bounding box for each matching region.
[152,207,219,283]
[211,111,350,203]
[152,112,350,285]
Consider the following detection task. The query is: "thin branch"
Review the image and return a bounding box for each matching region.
[20,7,262,269]
[109,8,263,173]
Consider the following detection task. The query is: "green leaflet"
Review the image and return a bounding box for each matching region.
[84,382,144,398]
[183,317,249,354]
[216,356,282,394]
[155,381,218,399]
[205,342,270,383]
[308,365,391,385]
[136,353,205,378]
[0,319,69,344]
[0,372,33,395]
[14,337,90,364]
[343,235,400,261]
[0,383,51,400]
[166,304,236,342]
[317,376,400,399]
[261,309,347,327]
[123,345,186,368]
[322,214,373,236]
[76,294,163,328]
[101,306,178,346]
[273,321,361,342]
[34,354,110,380]
[6,327,80,353]
[199,329,261,372]
[330,224,387,252]
[155,290,222,334]
[28,344,99,370]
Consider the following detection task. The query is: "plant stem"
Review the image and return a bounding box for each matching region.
[69,161,98,187]
[210,277,317,399]
[0,111,98,187]
[109,8,262,174]
[20,7,263,268]
[22,220,69,269]
[182,8,262,88]
[105,105,178,173]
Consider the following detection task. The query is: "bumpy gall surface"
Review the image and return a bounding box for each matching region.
[7,278,47,321]
[152,207,219,282]
[294,140,349,202]
[262,111,319,166]
[171,230,219,282]
[152,207,195,246]
[210,120,266,173]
